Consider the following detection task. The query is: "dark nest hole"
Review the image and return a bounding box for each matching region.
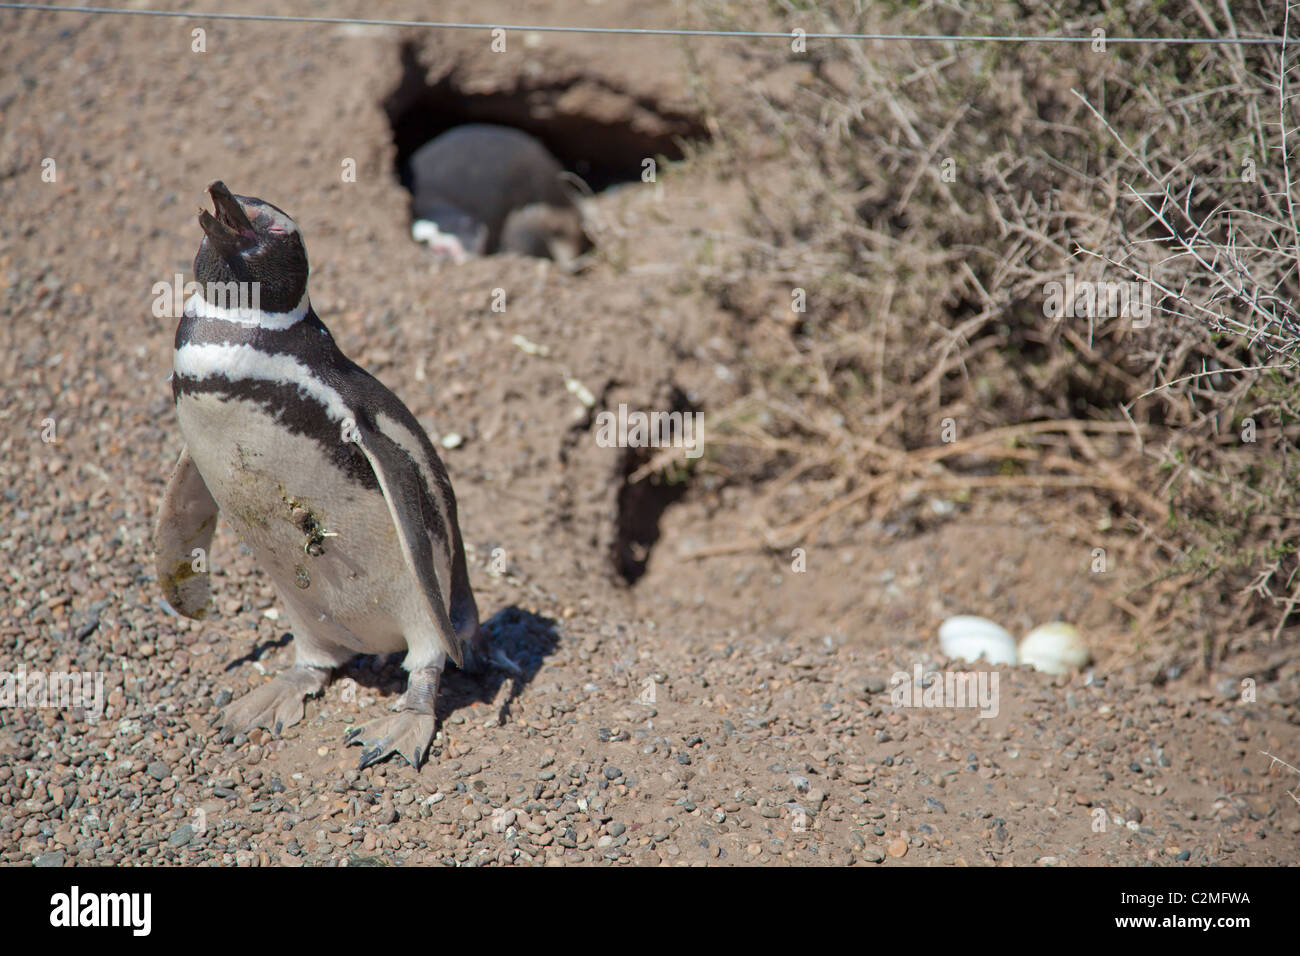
[382,42,710,198]
[609,388,699,585]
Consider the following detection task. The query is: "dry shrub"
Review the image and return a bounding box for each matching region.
[683,0,1300,655]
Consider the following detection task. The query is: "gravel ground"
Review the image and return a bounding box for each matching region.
[1,0,1297,867]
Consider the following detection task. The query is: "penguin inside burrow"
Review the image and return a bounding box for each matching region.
[406,123,591,266]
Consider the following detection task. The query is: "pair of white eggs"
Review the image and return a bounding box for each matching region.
[938,616,1090,674]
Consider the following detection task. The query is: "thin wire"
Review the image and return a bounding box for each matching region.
[0,2,1290,45]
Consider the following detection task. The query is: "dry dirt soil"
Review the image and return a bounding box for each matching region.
[0,0,1297,867]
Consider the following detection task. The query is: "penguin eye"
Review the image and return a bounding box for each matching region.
[267,223,288,235]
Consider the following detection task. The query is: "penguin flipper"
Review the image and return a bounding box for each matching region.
[352,420,466,668]
[154,446,219,619]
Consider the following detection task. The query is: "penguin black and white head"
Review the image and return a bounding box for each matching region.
[154,181,519,769]
[410,200,487,264]
[193,182,309,317]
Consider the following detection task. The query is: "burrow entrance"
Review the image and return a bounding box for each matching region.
[609,387,700,585]
[382,43,710,212]
[383,45,708,582]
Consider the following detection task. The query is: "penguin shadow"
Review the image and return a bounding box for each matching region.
[335,606,559,727]
[222,632,293,672]
[444,606,561,724]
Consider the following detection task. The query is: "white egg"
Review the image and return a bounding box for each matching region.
[1018,622,1091,675]
[937,615,1018,665]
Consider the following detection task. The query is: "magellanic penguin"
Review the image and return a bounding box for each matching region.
[155,182,497,769]
[407,124,590,266]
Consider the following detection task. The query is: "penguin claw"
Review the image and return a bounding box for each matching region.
[345,711,437,770]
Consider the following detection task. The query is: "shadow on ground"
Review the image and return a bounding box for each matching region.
[323,605,560,727]
[222,632,294,673]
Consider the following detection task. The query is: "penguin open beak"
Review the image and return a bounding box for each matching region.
[198,181,257,260]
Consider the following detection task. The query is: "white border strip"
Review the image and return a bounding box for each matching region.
[174,341,351,422]
[184,291,310,330]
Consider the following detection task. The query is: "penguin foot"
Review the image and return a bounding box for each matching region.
[345,663,442,769]
[345,712,438,770]
[215,664,330,742]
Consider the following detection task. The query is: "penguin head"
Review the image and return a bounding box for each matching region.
[411,201,488,263]
[500,203,592,267]
[194,181,309,313]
